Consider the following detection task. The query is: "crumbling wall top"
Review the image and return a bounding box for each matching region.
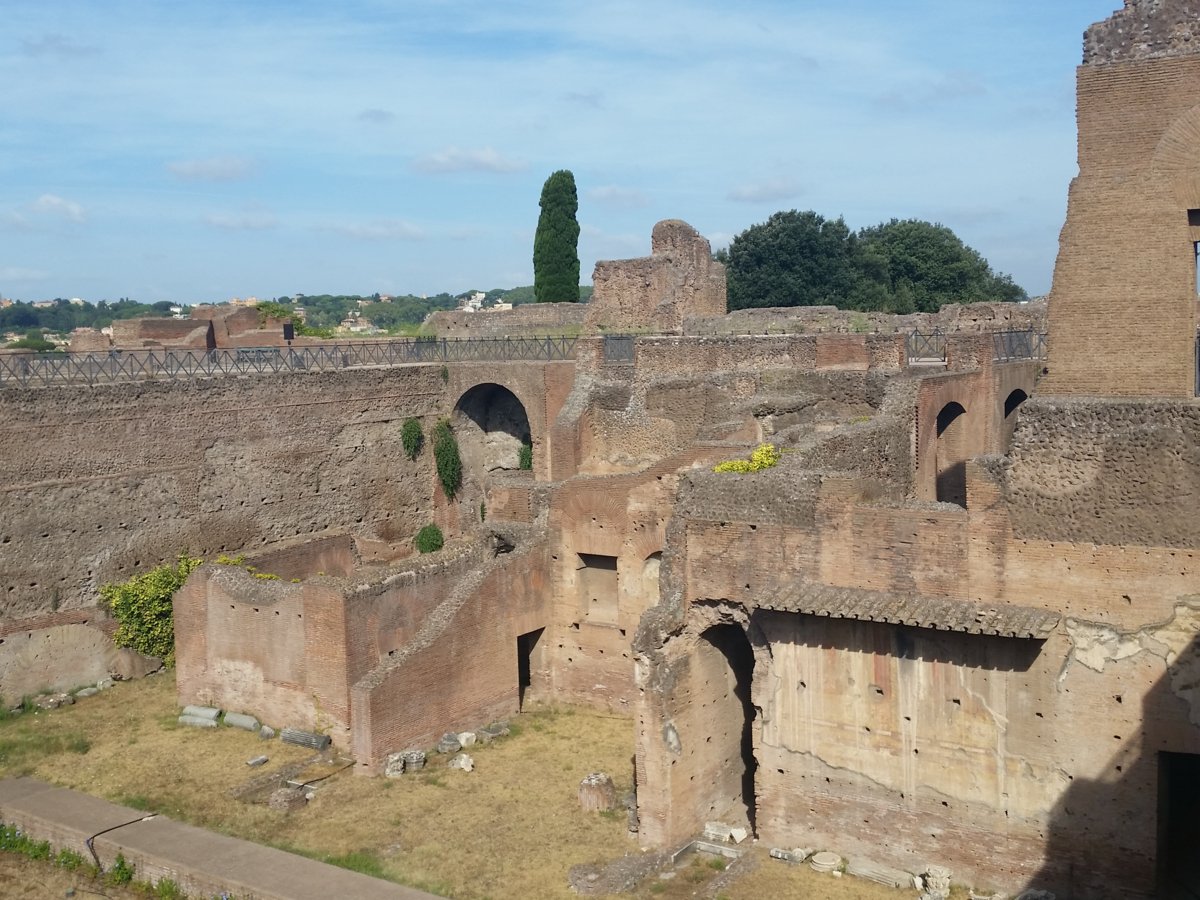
[1084,1,1200,66]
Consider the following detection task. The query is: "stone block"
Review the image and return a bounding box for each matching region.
[181,705,221,721]
[402,749,426,771]
[35,693,74,710]
[457,731,477,747]
[703,822,733,842]
[224,712,260,732]
[259,725,276,740]
[447,752,474,772]
[246,755,269,767]
[280,728,331,750]
[74,687,99,698]
[436,733,462,754]
[384,752,407,778]
[178,714,218,728]
[578,773,617,812]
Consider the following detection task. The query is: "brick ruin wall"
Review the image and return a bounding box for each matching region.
[586,220,727,334]
[424,302,586,339]
[1043,4,1200,397]
[686,298,1046,336]
[0,368,448,698]
[632,390,1200,896]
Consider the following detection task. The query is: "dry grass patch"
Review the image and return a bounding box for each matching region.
[0,678,914,900]
[0,677,639,899]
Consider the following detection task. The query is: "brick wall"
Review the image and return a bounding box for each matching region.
[1042,54,1200,397]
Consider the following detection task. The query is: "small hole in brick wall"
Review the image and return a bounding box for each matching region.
[951,698,961,706]
[1115,695,1123,704]
[750,524,757,531]
[1036,712,1044,718]
[941,801,949,807]
[825,777,831,783]
[913,748,919,755]
[1116,765,1123,773]
[904,715,911,721]
[777,768,785,775]
[1114,735,1122,740]
[619,628,626,637]
[253,608,259,613]
[873,686,884,696]
[274,610,280,615]
[864,726,871,733]
[799,681,806,689]
[571,623,580,630]
[1,536,8,544]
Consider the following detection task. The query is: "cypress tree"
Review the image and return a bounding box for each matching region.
[533,169,580,303]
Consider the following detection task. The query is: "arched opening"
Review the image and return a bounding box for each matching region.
[643,551,662,607]
[453,383,532,474]
[935,401,968,508]
[676,623,757,833]
[1002,388,1028,449]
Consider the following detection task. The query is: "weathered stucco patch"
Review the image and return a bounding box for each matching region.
[1064,599,1200,724]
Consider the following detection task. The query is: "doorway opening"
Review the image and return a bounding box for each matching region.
[935,401,968,508]
[694,623,758,833]
[517,627,545,710]
[1159,751,1200,897]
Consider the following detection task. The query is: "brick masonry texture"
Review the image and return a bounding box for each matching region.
[5,5,1200,893]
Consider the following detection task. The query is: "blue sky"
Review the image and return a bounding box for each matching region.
[1,1,1116,304]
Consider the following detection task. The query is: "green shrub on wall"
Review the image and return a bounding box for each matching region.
[401,417,424,461]
[519,442,533,471]
[100,555,202,667]
[415,524,444,554]
[433,419,462,498]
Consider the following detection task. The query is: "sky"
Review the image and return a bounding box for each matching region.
[0,1,1119,304]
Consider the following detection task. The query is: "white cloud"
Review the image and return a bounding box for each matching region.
[727,179,803,204]
[587,186,648,210]
[204,211,278,231]
[322,219,425,241]
[0,266,48,281]
[411,147,525,175]
[31,194,87,222]
[357,108,394,124]
[21,34,100,58]
[167,156,257,182]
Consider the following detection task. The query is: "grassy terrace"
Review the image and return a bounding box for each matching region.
[0,676,905,899]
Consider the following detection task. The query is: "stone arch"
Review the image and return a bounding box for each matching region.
[935,401,969,507]
[1002,388,1028,449]
[1152,102,1200,207]
[642,551,663,607]
[452,383,532,474]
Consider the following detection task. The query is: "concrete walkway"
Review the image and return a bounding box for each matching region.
[0,777,438,900]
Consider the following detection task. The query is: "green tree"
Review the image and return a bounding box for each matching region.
[725,210,860,310]
[723,211,1027,312]
[856,218,1026,312]
[533,170,580,303]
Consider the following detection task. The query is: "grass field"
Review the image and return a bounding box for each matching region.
[0,676,910,899]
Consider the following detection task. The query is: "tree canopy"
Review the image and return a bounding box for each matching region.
[723,212,1026,313]
[533,170,581,303]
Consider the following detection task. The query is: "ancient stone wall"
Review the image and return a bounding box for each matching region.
[423,302,586,339]
[686,298,1047,336]
[1043,6,1200,397]
[586,220,726,334]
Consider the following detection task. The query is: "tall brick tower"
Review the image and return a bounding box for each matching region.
[1042,0,1200,397]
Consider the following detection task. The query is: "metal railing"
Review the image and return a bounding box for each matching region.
[906,329,1047,364]
[992,329,1047,362]
[0,336,578,387]
[906,330,947,362]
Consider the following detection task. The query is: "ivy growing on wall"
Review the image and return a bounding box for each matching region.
[519,442,533,471]
[100,555,203,666]
[401,417,424,461]
[433,419,462,498]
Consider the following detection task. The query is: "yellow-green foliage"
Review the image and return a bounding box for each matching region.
[100,556,202,666]
[713,443,781,474]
